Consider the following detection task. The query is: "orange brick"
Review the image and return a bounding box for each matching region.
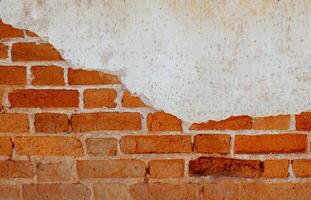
[189,157,262,178]
[190,115,253,130]
[122,90,146,108]
[37,161,75,182]
[23,184,91,200]
[149,159,184,178]
[0,160,33,178]
[234,134,307,154]
[25,30,38,37]
[0,113,29,133]
[31,66,64,86]
[35,113,69,133]
[0,20,24,39]
[130,183,200,200]
[68,68,120,85]
[292,159,311,177]
[71,112,141,132]
[194,134,230,154]
[262,160,289,178]
[77,159,145,179]
[296,112,311,131]
[15,136,83,156]
[94,184,129,200]
[147,111,182,131]
[0,185,21,200]
[120,135,191,154]
[9,89,79,108]
[0,44,8,59]
[12,42,63,61]
[0,66,26,85]
[84,89,117,108]
[253,115,290,130]
[0,137,12,156]
[86,138,117,156]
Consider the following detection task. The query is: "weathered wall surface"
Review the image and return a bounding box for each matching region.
[1,0,311,122]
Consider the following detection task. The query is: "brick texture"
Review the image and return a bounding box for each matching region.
[147,111,182,131]
[122,90,146,108]
[296,112,311,131]
[0,185,21,200]
[0,137,12,156]
[253,115,290,130]
[68,68,120,85]
[234,134,307,154]
[0,160,33,178]
[84,89,117,108]
[0,20,24,39]
[37,162,74,182]
[194,134,230,154]
[0,44,8,59]
[0,66,26,85]
[35,113,69,133]
[292,160,311,177]
[86,138,117,156]
[31,66,65,86]
[94,184,130,200]
[262,160,289,178]
[0,113,29,133]
[149,159,184,178]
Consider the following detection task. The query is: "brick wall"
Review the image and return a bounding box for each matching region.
[1,20,311,200]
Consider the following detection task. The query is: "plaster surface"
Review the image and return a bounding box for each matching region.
[1,0,311,122]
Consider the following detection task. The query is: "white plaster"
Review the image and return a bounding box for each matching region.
[1,0,311,122]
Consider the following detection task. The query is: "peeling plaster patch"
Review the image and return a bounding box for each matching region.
[1,0,311,122]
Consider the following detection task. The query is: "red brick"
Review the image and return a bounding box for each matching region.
[35,113,69,133]
[147,111,182,131]
[37,161,74,182]
[190,115,253,130]
[25,30,38,37]
[120,135,191,154]
[15,136,83,156]
[194,134,230,154]
[9,89,79,108]
[130,183,200,200]
[149,159,184,178]
[0,113,29,133]
[71,112,141,132]
[234,134,307,154]
[0,137,12,156]
[0,44,8,59]
[86,138,117,156]
[0,20,24,39]
[31,66,64,86]
[189,157,262,178]
[122,90,146,108]
[68,68,120,85]
[0,160,33,178]
[0,185,21,200]
[262,160,289,178]
[0,66,26,85]
[253,115,290,130]
[84,89,117,108]
[12,42,63,61]
[292,159,311,177]
[296,112,311,131]
[23,184,91,200]
[77,159,145,179]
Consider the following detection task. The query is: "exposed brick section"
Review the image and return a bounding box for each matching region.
[68,68,120,85]
[94,184,130,200]
[292,160,311,177]
[122,90,146,108]
[253,115,290,130]
[35,113,69,133]
[120,135,192,154]
[194,134,230,154]
[0,113,29,133]
[0,44,8,59]
[9,89,79,108]
[25,30,38,37]
[77,159,145,179]
[0,20,24,39]
[37,162,74,182]
[12,42,63,61]
[296,112,311,131]
[147,111,182,131]
[86,138,117,156]
[234,134,307,154]
[189,157,262,178]
[149,159,184,178]
[71,112,141,132]
[23,184,91,200]
[0,66,26,85]
[190,115,253,130]
[15,136,83,156]
[84,89,117,108]
[0,185,21,200]
[31,66,65,86]
[0,160,33,178]
[262,160,289,178]
[0,137,12,156]
[130,183,200,200]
